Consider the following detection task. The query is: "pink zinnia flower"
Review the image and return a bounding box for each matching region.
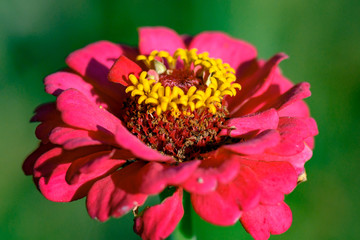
[23,27,318,240]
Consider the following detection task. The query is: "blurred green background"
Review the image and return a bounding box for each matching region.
[1,0,359,239]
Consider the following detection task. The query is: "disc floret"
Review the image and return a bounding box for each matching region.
[125,48,241,116]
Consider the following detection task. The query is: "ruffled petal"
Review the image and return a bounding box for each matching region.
[182,153,240,194]
[189,32,257,70]
[110,161,199,195]
[241,160,298,204]
[191,166,261,226]
[241,202,292,240]
[86,173,147,222]
[243,145,313,175]
[220,108,279,137]
[65,150,126,185]
[268,117,318,156]
[34,146,113,202]
[136,161,200,194]
[223,129,281,155]
[139,27,185,55]
[134,188,183,240]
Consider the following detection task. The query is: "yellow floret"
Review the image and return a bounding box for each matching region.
[127,48,241,115]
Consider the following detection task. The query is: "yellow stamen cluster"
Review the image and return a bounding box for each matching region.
[126,49,241,115]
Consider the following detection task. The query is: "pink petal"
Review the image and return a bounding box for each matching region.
[31,102,62,143]
[305,136,315,149]
[245,145,313,175]
[191,190,242,226]
[34,146,112,202]
[139,27,185,55]
[108,55,143,86]
[228,54,288,116]
[65,41,126,102]
[230,166,262,211]
[182,153,240,194]
[110,161,199,195]
[189,32,257,70]
[23,143,55,175]
[49,127,103,149]
[115,127,174,162]
[242,160,298,205]
[137,161,200,194]
[268,117,318,156]
[57,89,121,136]
[57,89,169,160]
[223,129,281,155]
[241,202,292,240]
[44,71,116,110]
[65,150,125,185]
[191,166,261,226]
[38,161,94,202]
[86,173,147,222]
[277,99,310,118]
[264,82,311,111]
[66,41,122,74]
[220,108,279,137]
[134,188,184,240]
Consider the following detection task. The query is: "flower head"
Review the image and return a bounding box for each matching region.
[24,27,318,240]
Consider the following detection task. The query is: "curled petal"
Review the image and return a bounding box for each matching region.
[223,129,281,155]
[86,173,147,222]
[189,32,257,70]
[134,188,184,240]
[139,27,186,55]
[241,202,292,240]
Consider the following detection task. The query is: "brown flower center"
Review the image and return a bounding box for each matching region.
[122,48,241,161]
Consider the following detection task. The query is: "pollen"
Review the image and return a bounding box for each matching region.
[125,48,241,115]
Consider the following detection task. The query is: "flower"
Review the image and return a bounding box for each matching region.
[23,27,318,240]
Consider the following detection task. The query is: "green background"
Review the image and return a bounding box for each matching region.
[1,0,359,239]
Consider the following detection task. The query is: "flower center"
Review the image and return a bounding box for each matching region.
[122,48,241,161]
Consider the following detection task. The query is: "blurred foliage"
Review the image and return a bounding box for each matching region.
[1,0,359,239]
